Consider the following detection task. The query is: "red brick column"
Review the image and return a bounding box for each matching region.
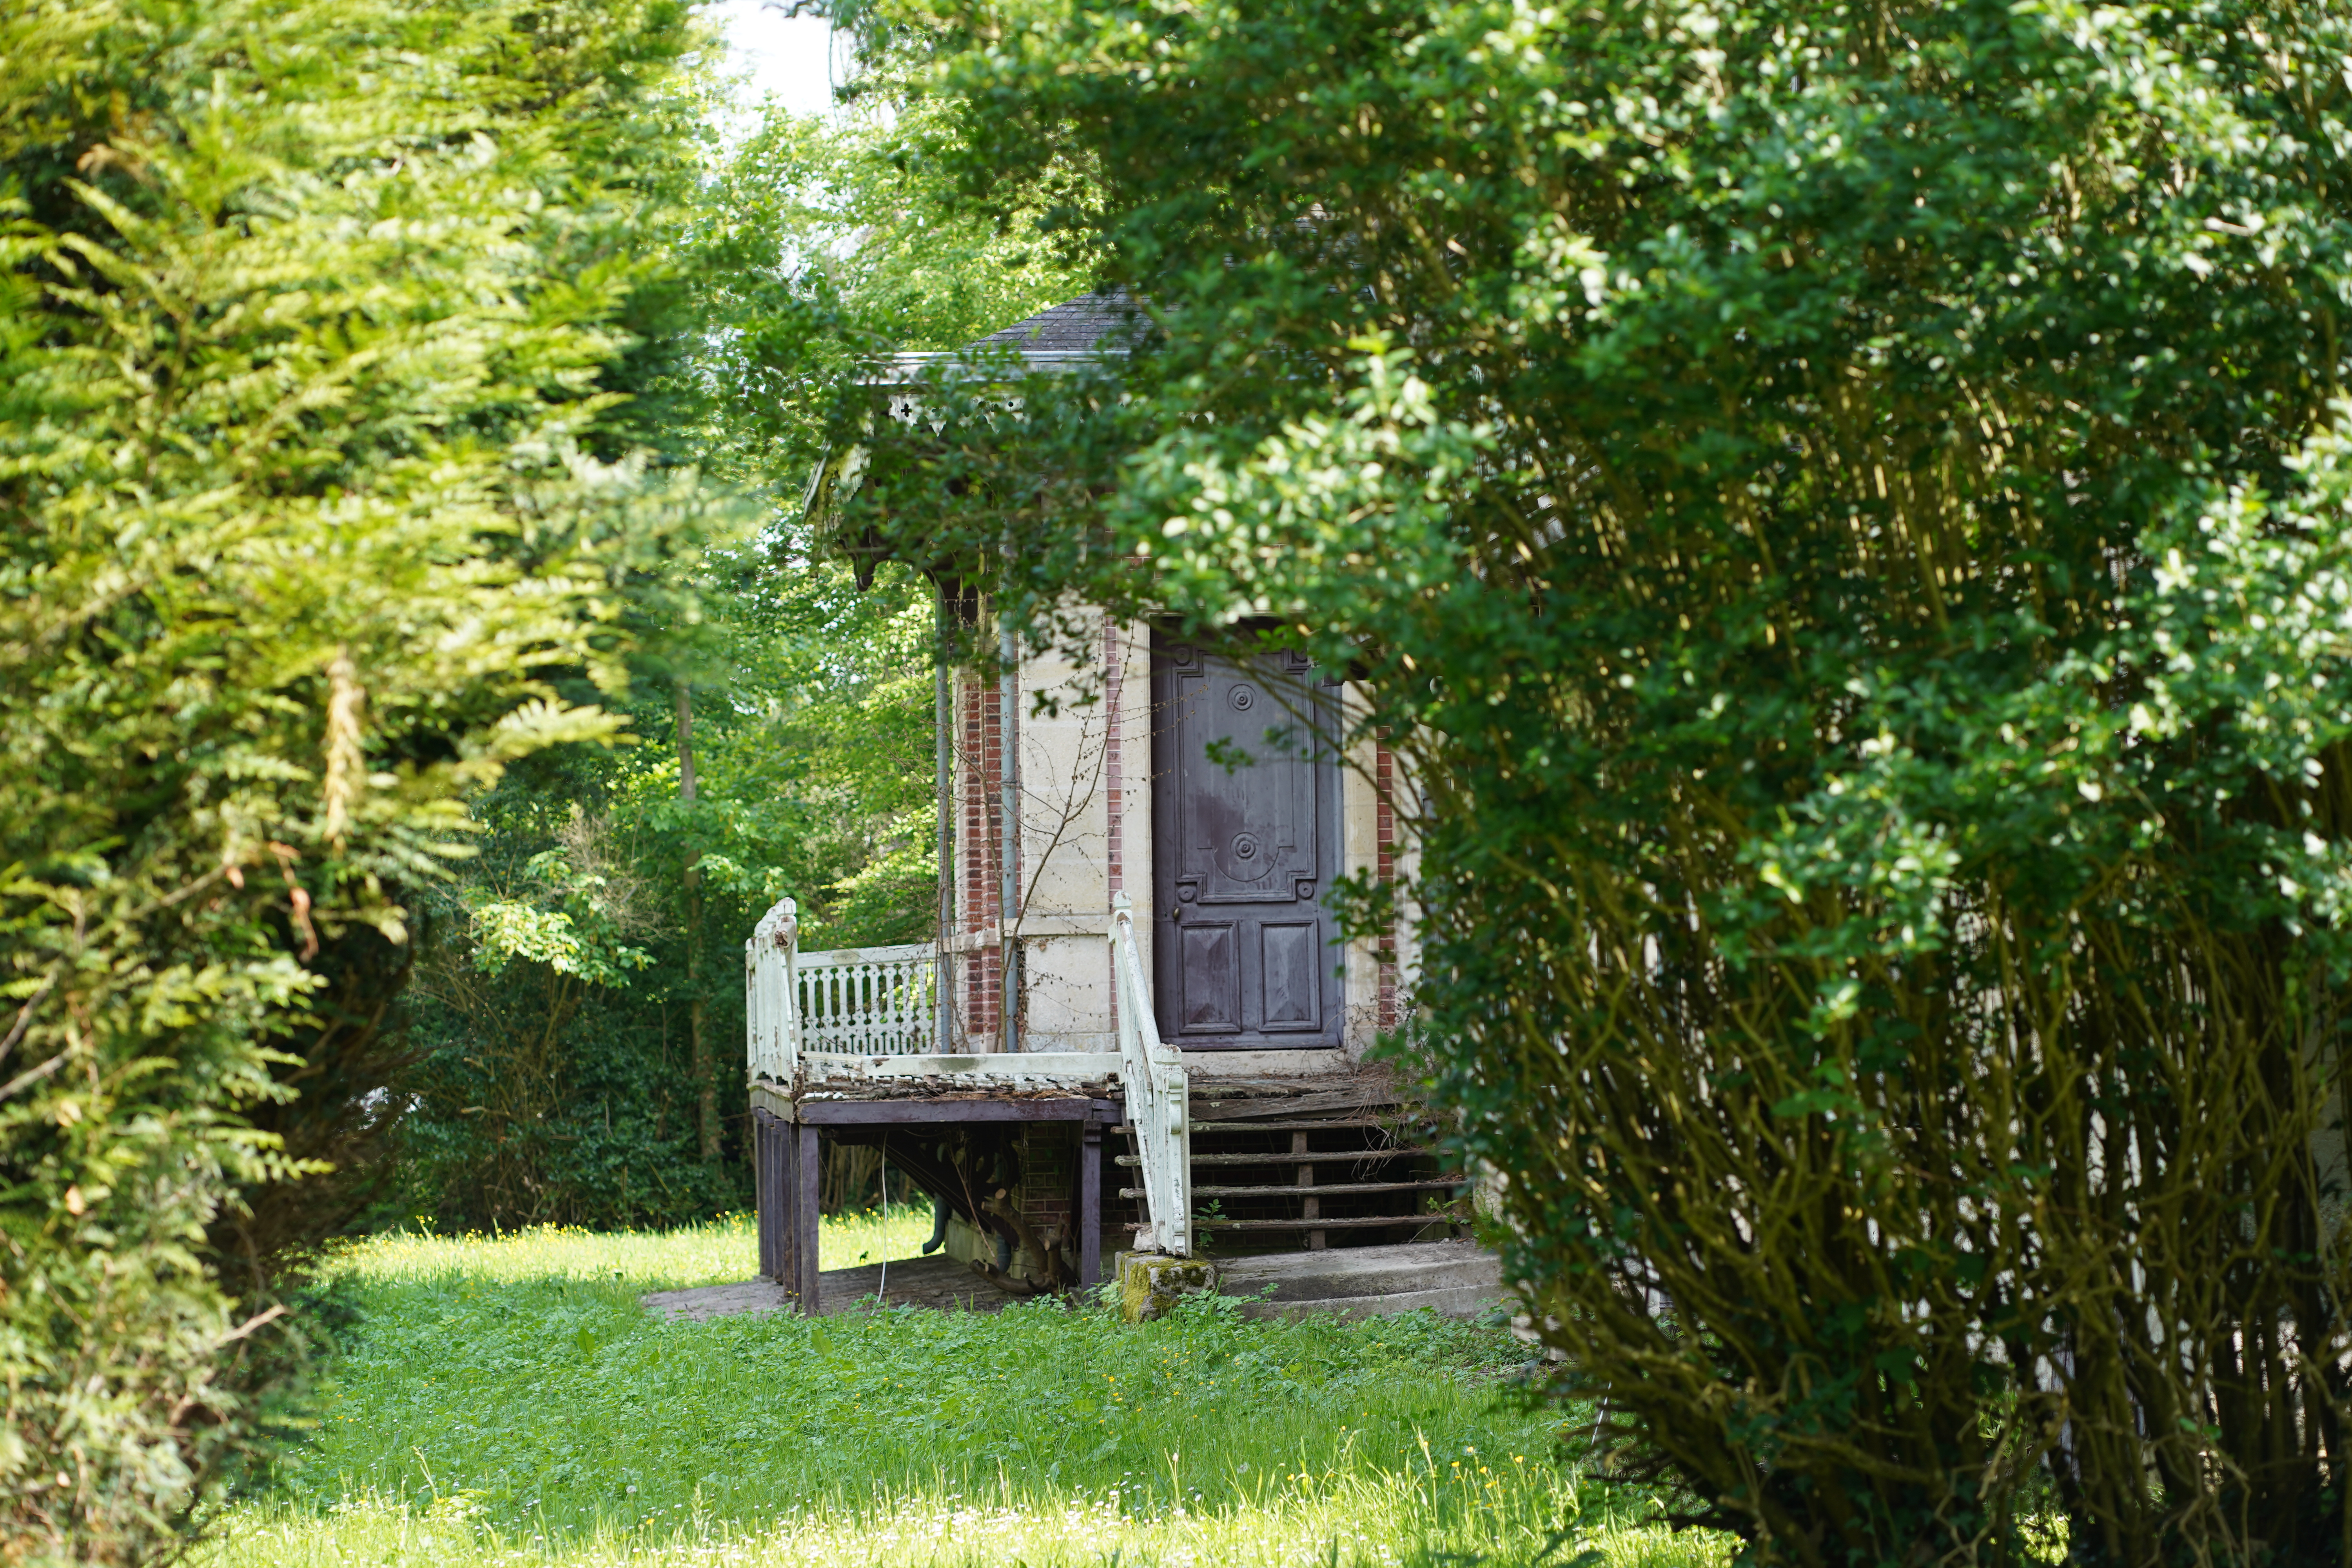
[1016,1123,1076,1278]
[960,674,1003,1040]
[1376,737,1398,1033]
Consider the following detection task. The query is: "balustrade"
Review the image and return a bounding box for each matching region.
[797,941,941,1056]
[743,894,1190,1258]
[744,898,944,1081]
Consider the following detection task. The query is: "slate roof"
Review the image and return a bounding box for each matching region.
[869,289,1136,388]
[970,289,1136,359]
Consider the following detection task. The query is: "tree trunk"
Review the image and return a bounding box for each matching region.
[678,679,716,1163]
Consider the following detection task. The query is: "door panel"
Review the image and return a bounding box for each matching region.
[1176,924,1240,1032]
[1258,922,1322,1031]
[1152,642,1342,1049]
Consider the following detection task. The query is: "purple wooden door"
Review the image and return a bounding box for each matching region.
[1151,643,1342,1050]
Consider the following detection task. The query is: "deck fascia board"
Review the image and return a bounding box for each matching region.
[749,1052,1127,1125]
[806,1050,1122,1080]
[795,1096,1117,1126]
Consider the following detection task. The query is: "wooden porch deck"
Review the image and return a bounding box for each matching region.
[748,1076,1122,1310]
[746,1066,1447,1314]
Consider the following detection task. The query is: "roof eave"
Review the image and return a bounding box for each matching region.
[857,348,1125,389]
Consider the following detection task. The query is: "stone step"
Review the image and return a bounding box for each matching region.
[1237,1282,1501,1322]
[1187,1088,1403,1120]
[1192,1118,1432,1134]
[1161,1178,1458,1199]
[1117,1147,1428,1167]
[1214,1238,1503,1319]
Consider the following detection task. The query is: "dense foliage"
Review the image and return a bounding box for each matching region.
[698,47,1095,492]
[388,76,1089,1231]
[393,555,940,1230]
[0,0,1082,1555]
[0,0,728,1554]
[848,0,2352,1560]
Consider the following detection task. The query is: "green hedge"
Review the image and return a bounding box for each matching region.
[0,0,716,1555]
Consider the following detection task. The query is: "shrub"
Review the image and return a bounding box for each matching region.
[860,0,2352,1558]
[0,0,717,1555]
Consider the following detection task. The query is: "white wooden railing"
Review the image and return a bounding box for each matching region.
[746,898,801,1083]
[745,898,944,1082]
[797,940,941,1055]
[746,894,1189,1256]
[1111,892,1192,1256]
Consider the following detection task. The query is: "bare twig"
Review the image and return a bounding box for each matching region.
[0,1050,71,1102]
[216,1303,289,1347]
[0,970,58,1069]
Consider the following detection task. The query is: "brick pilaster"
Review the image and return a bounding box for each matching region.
[1017,1124,1075,1247]
[1376,737,1398,1033]
[960,674,1003,1040]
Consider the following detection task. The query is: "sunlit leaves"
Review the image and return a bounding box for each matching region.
[0,0,717,1552]
[878,0,2352,1555]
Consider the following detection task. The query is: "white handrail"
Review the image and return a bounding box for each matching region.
[745,897,801,1084]
[1110,892,1191,1256]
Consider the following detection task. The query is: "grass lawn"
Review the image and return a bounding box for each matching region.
[205,1211,1730,1567]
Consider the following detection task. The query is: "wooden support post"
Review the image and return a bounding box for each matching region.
[1080,1118,1103,1287]
[753,1114,767,1278]
[794,1120,823,1313]
[755,1109,784,1281]
[786,1123,804,1298]
[1294,1130,1325,1250]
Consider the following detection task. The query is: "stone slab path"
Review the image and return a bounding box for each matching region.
[642,1253,1020,1322]
[643,1240,1504,1324]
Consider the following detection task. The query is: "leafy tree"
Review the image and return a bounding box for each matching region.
[693,83,1094,504]
[0,0,725,1555]
[392,550,940,1230]
[383,74,1092,1231]
[848,0,2352,1559]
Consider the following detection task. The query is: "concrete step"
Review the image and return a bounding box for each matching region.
[1215,1238,1503,1321]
